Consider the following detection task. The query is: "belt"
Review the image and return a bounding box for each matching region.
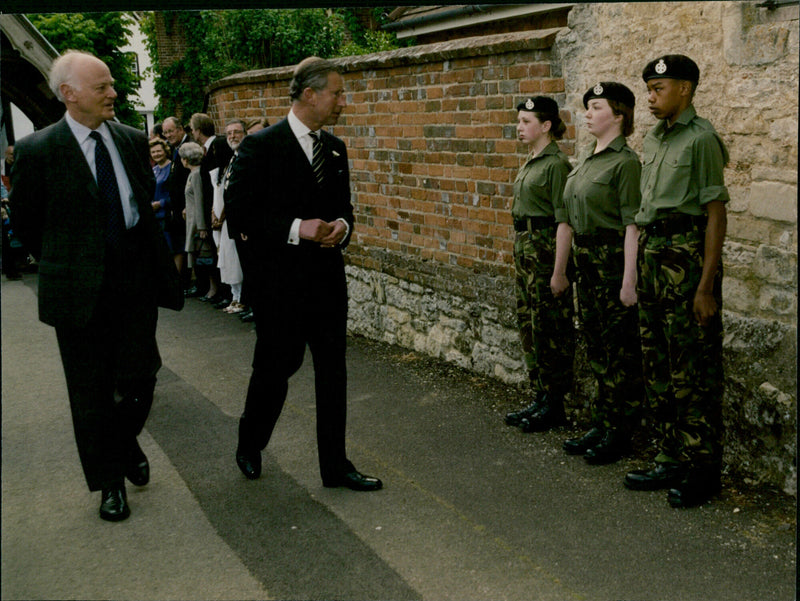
[513,216,556,232]
[573,228,624,247]
[643,213,706,237]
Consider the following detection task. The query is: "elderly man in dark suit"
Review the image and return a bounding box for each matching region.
[9,50,183,521]
[225,56,381,492]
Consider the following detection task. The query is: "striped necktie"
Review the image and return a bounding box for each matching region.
[89,131,125,247]
[309,130,325,186]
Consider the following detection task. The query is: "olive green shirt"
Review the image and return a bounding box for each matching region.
[636,105,730,226]
[512,141,572,219]
[556,136,641,234]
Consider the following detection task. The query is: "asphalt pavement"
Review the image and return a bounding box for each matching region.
[2,272,796,601]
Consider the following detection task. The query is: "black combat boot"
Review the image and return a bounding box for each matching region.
[504,391,544,427]
[519,394,566,432]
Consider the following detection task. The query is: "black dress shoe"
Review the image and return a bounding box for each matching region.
[504,394,543,426]
[584,429,630,465]
[184,286,199,297]
[323,470,383,491]
[624,462,687,491]
[126,440,149,486]
[99,485,130,522]
[240,310,255,323]
[668,467,721,508]
[519,397,566,432]
[563,427,604,455]
[236,447,261,480]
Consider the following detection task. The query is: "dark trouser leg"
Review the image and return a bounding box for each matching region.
[56,227,161,491]
[638,231,724,468]
[575,243,643,434]
[308,311,353,481]
[239,320,306,452]
[57,325,124,492]
[239,367,290,451]
[528,228,574,401]
[514,232,540,396]
[514,228,575,400]
[116,376,157,439]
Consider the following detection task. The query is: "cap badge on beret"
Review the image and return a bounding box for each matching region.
[525,99,535,110]
[593,83,604,95]
[655,59,667,75]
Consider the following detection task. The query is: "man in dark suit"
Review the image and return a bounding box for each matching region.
[161,116,193,293]
[225,56,381,492]
[9,50,183,521]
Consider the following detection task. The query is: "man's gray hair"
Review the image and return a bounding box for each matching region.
[225,118,247,131]
[49,50,95,102]
[162,116,183,130]
[289,57,339,101]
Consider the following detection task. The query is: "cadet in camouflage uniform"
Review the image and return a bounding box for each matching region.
[623,55,729,508]
[504,96,575,433]
[552,82,644,465]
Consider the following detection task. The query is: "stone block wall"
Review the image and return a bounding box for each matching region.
[206,3,797,494]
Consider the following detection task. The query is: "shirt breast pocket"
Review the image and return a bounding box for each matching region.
[591,170,614,187]
[663,147,692,170]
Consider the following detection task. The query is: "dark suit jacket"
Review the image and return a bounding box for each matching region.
[225,117,353,333]
[200,135,234,228]
[9,116,182,329]
[167,134,192,219]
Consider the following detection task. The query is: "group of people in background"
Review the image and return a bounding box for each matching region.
[147,113,271,322]
[505,54,728,509]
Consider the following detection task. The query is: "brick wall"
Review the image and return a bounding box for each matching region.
[208,29,567,307]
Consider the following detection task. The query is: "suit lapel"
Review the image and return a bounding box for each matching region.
[275,119,312,174]
[107,122,149,210]
[51,118,102,204]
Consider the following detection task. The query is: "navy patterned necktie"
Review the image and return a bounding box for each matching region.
[309,130,326,186]
[89,131,125,247]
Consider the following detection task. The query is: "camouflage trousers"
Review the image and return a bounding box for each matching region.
[514,225,574,398]
[574,240,644,432]
[637,227,724,467]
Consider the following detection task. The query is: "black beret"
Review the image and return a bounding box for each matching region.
[582,81,635,109]
[516,96,559,117]
[642,54,700,84]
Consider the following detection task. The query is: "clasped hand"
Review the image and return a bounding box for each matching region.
[299,218,346,248]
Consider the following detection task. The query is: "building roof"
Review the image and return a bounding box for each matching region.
[382,4,574,40]
[0,14,62,129]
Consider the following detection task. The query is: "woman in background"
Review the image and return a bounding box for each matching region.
[149,138,172,251]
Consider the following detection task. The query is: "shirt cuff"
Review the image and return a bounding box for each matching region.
[553,208,569,223]
[336,218,350,243]
[288,218,301,245]
[699,185,730,205]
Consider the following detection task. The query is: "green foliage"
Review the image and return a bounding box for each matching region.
[334,29,400,58]
[334,6,404,56]
[28,12,144,128]
[141,8,401,122]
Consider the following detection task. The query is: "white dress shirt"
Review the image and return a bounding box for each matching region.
[285,108,349,245]
[65,112,139,228]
